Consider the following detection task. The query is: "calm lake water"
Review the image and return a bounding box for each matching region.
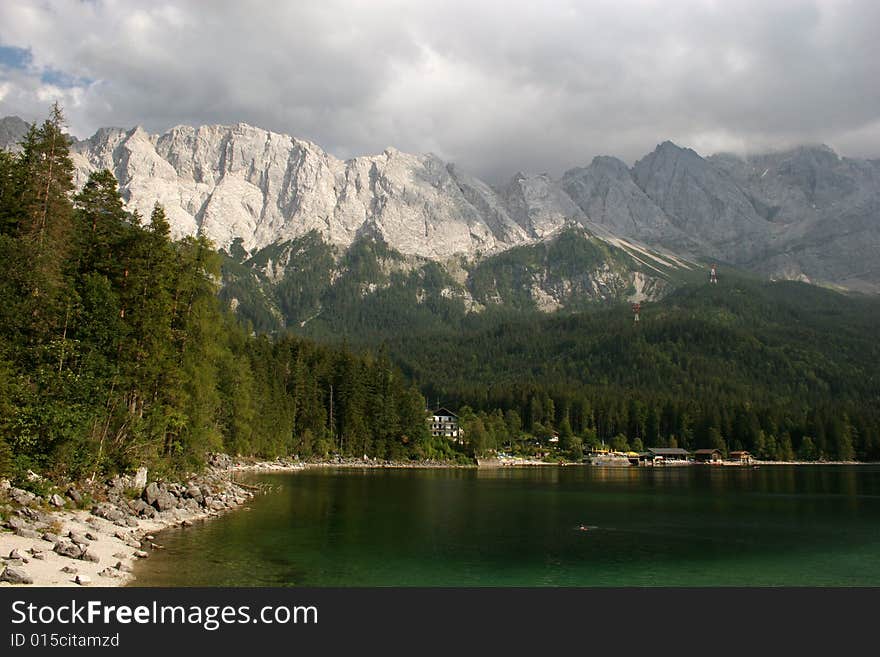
[132,465,880,586]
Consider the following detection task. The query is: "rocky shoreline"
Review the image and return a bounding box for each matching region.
[0,454,259,587]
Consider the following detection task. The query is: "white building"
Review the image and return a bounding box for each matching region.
[428,407,461,441]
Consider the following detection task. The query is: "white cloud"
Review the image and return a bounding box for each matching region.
[0,0,878,180]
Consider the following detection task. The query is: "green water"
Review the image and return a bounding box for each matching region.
[132,465,880,586]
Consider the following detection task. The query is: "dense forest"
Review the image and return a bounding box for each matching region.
[389,278,880,461]
[0,107,454,485]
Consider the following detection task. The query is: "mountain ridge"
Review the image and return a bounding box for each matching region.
[2,115,878,292]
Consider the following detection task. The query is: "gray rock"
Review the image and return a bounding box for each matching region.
[17,507,48,522]
[60,565,78,574]
[9,488,35,506]
[8,549,24,560]
[15,528,40,540]
[75,574,91,586]
[68,531,90,546]
[133,550,149,559]
[32,553,45,560]
[113,531,140,548]
[143,482,160,505]
[129,499,148,514]
[80,549,100,563]
[66,486,83,505]
[153,492,176,512]
[85,532,99,541]
[6,515,28,531]
[98,568,120,578]
[41,532,60,544]
[1,565,33,584]
[91,502,126,523]
[49,493,66,507]
[132,467,148,491]
[112,552,128,559]
[54,541,83,559]
[115,561,133,573]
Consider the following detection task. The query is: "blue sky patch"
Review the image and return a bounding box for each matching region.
[41,68,93,88]
[0,45,32,69]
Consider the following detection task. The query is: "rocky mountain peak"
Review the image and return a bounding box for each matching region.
[0,116,29,151]
[5,112,875,293]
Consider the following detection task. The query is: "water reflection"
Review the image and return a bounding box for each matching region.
[132,465,880,587]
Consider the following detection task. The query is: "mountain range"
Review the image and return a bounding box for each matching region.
[2,115,878,312]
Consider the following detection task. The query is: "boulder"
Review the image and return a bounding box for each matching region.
[17,507,48,522]
[80,549,100,563]
[98,568,120,578]
[143,482,160,506]
[85,532,99,542]
[15,528,40,540]
[132,467,148,492]
[153,491,176,512]
[32,553,45,560]
[91,503,126,523]
[49,493,66,507]
[8,548,24,560]
[60,565,78,574]
[54,541,83,559]
[129,499,149,515]
[184,485,204,503]
[66,486,83,505]
[68,531,90,546]
[1,565,33,584]
[115,561,133,573]
[75,574,91,586]
[133,550,149,559]
[114,531,140,548]
[41,532,60,544]
[6,515,28,531]
[9,488,35,506]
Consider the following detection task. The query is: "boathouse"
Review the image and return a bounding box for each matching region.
[647,447,690,462]
[694,448,724,464]
[729,450,753,465]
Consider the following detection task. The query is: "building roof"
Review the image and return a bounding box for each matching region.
[729,451,752,456]
[648,447,689,457]
[693,448,723,455]
[432,407,458,418]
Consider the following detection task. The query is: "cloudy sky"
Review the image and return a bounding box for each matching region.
[1,0,878,181]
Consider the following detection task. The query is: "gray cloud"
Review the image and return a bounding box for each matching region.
[1,0,878,182]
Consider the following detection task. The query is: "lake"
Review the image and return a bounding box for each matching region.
[131,465,880,586]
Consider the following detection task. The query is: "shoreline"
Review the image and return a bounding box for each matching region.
[1,458,256,588]
[3,455,876,587]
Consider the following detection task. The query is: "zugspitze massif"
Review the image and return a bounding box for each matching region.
[2,116,879,292]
